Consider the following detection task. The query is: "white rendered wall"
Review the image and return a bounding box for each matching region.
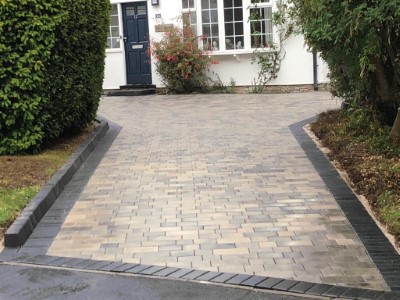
[103,50,126,90]
[102,1,330,89]
[206,34,329,86]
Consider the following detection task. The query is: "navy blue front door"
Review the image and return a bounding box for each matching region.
[122,2,151,85]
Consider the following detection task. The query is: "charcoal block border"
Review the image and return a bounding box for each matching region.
[3,254,400,299]
[4,117,109,247]
[289,117,400,291]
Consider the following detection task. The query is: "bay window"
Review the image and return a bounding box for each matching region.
[181,0,274,53]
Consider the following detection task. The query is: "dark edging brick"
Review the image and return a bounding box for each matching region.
[289,117,400,292]
[6,254,400,299]
[4,117,109,247]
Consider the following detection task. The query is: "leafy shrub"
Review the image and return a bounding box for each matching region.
[289,0,400,125]
[150,24,214,94]
[0,0,110,154]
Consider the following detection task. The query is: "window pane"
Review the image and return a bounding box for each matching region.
[137,5,146,15]
[202,11,210,23]
[126,7,135,16]
[211,24,219,36]
[111,15,118,26]
[223,0,243,50]
[224,9,233,22]
[211,10,218,22]
[234,8,242,21]
[202,25,210,36]
[201,0,209,9]
[111,27,119,37]
[189,0,195,8]
[111,38,120,48]
[225,23,233,36]
[225,38,234,49]
[211,38,219,50]
[202,0,218,50]
[234,0,241,7]
[235,22,243,35]
[224,0,232,8]
[108,5,120,49]
[111,4,118,15]
[250,6,273,48]
[182,0,189,9]
[236,38,243,49]
[210,0,217,8]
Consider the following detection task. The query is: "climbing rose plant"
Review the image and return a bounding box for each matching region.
[150,25,214,94]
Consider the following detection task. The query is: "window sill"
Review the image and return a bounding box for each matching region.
[106,48,123,53]
[206,48,274,56]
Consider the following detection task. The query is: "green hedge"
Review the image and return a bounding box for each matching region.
[0,0,110,154]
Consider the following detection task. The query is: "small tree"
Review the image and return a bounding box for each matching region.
[150,23,212,94]
[288,0,400,126]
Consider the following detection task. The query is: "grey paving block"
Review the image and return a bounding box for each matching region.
[289,282,315,294]
[58,258,88,268]
[182,270,207,280]
[226,274,252,285]
[210,273,237,283]
[306,284,332,296]
[241,275,267,287]
[195,272,221,282]
[68,259,99,269]
[256,278,283,289]
[322,285,350,297]
[340,288,367,299]
[358,290,386,300]
[377,292,400,300]
[124,264,152,274]
[167,268,194,279]
[272,280,299,291]
[152,267,180,277]
[85,261,114,271]
[138,266,166,275]
[98,262,125,272]
[111,263,139,273]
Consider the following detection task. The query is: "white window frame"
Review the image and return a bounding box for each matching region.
[106,4,123,53]
[181,0,198,35]
[184,0,275,54]
[248,0,274,49]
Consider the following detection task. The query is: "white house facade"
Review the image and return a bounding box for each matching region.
[103,0,329,90]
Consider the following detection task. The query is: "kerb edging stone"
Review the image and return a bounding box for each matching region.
[4,116,109,247]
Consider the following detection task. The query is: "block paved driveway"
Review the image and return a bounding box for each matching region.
[41,93,387,289]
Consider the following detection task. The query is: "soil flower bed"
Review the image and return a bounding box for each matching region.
[311,109,400,245]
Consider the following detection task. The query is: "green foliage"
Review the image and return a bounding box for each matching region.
[0,0,110,154]
[377,191,400,241]
[0,186,40,226]
[151,24,213,94]
[343,106,400,156]
[288,0,400,124]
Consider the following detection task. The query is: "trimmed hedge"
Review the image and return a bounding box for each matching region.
[0,0,110,154]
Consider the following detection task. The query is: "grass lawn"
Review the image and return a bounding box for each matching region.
[0,125,95,240]
[311,109,400,245]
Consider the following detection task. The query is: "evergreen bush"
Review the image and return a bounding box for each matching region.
[0,0,110,154]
